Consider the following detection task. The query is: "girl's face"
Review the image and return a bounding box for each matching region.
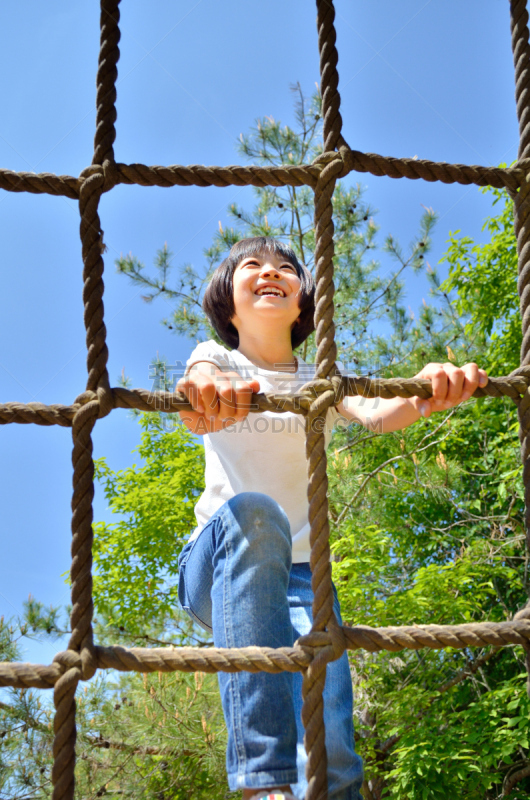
[231,252,302,338]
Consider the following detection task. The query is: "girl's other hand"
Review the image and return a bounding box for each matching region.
[177,361,260,433]
[412,362,488,419]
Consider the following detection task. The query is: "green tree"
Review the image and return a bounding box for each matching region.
[328,187,528,799]
[0,601,232,800]
[93,414,205,634]
[440,185,520,374]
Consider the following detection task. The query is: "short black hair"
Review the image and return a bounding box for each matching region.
[202,237,315,349]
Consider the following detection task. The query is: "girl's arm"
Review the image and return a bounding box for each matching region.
[177,361,260,434]
[337,361,489,433]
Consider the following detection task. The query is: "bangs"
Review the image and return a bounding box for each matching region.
[228,237,302,274]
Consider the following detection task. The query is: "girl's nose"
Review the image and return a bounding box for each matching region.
[260,265,281,279]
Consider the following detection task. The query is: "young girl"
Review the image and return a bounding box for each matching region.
[176,237,488,800]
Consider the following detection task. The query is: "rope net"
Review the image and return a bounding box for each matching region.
[1,1,530,797]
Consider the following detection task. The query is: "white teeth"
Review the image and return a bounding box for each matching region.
[256,286,285,297]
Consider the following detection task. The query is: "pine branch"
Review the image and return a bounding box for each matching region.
[0,699,48,735]
[85,735,189,757]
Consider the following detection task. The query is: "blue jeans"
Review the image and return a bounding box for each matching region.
[177,492,364,799]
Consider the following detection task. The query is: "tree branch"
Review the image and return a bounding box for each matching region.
[502,763,530,797]
[85,734,189,758]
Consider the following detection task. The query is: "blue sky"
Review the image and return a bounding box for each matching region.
[0,0,521,664]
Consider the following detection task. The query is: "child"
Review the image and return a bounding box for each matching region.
[176,237,488,800]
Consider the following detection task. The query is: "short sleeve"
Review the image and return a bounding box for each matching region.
[185,340,232,375]
[327,404,352,430]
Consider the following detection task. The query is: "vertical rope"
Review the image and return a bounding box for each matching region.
[302,2,345,797]
[51,663,80,800]
[83,0,121,408]
[317,0,346,152]
[79,171,113,409]
[313,159,341,382]
[93,0,121,166]
[68,406,99,668]
[51,405,99,800]
[51,3,121,798]
[302,155,343,800]
[510,0,530,695]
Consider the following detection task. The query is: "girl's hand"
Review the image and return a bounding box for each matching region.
[412,362,488,419]
[177,361,260,433]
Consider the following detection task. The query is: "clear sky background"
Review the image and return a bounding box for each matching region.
[0,0,521,665]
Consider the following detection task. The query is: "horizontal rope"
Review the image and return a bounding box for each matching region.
[0,661,63,689]
[1,619,528,689]
[114,162,320,189]
[95,644,312,674]
[0,153,525,201]
[336,148,526,191]
[342,619,530,652]
[1,369,528,427]
[0,168,79,198]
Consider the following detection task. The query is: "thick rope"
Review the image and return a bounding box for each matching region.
[67,405,99,680]
[300,4,347,796]
[512,0,530,540]
[51,652,81,800]
[510,0,530,696]
[2,619,529,689]
[0,157,525,200]
[335,149,525,191]
[96,644,311,673]
[50,408,99,800]
[50,3,122,798]
[0,169,80,197]
[78,171,113,416]
[1,371,529,428]
[512,1,530,160]
[92,0,121,167]
[115,161,319,189]
[317,0,345,152]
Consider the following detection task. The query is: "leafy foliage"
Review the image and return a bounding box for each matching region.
[1,605,232,799]
[440,185,520,374]
[93,414,205,634]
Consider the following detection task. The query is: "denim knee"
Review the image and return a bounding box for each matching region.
[226,492,292,557]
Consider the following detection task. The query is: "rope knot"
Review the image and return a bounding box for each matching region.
[337,144,354,177]
[53,647,97,681]
[296,630,333,653]
[95,385,115,419]
[79,161,118,194]
[299,374,344,416]
[311,145,353,179]
[78,164,103,184]
[328,618,347,660]
[73,387,114,420]
[73,390,97,408]
[53,650,82,674]
[295,623,346,664]
[101,159,119,192]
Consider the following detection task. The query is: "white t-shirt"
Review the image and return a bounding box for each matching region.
[184,340,349,563]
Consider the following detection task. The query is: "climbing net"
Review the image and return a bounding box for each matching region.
[2,1,530,798]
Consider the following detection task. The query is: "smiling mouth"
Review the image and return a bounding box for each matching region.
[255,286,286,297]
